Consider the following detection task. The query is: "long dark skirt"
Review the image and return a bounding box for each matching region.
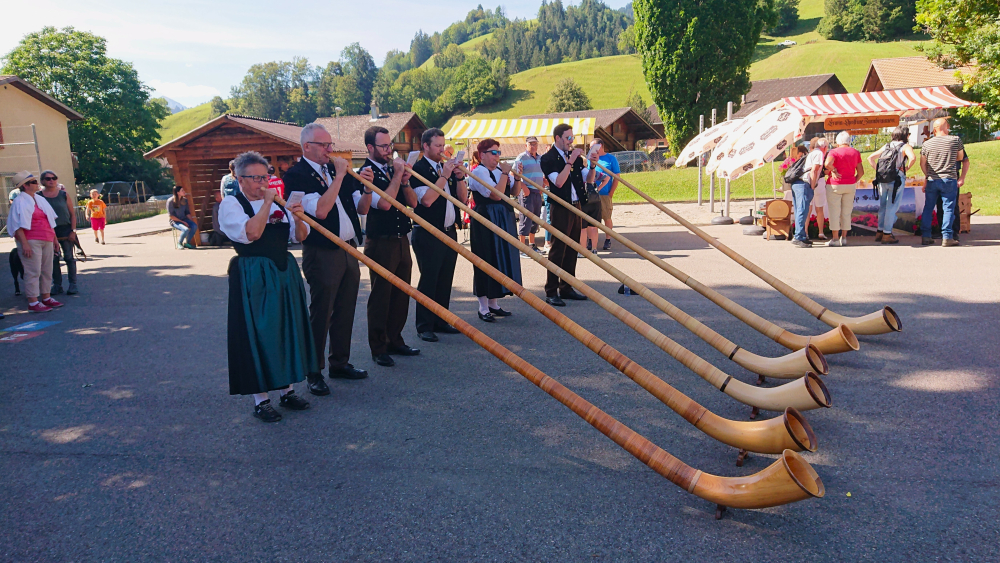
[470,203,522,298]
[228,254,317,395]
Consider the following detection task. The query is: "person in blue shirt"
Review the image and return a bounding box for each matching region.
[593,141,620,250]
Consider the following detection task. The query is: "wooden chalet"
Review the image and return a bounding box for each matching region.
[144,113,362,234]
[520,108,659,151]
[314,106,427,163]
[861,57,973,93]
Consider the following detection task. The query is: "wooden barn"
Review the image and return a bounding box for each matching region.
[145,114,362,235]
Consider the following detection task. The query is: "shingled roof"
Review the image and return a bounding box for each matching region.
[0,75,84,121]
[314,111,426,156]
[862,57,974,92]
[734,74,847,118]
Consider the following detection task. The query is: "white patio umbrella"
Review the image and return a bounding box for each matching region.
[675,118,746,167]
[714,106,808,182]
[705,101,785,174]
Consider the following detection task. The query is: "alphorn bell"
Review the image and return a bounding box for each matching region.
[274,194,825,514]
[404,165,831,413]
[347,168,816,455]
[511,169,860,356]
[463,166,827,379]
[596,162,902,336]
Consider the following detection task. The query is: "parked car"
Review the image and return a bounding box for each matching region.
[612,151,652,173]
[779,40,797,47]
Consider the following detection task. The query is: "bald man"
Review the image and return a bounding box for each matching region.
[919,118,967,247]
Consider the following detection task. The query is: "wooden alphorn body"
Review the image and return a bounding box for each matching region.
[463,166,827,379]
[405,166,831,413]
[274,193,826,513]
[511,169,860,355]
[348,168,816,454]
[596,163,902,336]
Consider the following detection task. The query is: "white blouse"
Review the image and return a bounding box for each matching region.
[218,195,308,245]
[469,165,515,199]
[6,192,57,236]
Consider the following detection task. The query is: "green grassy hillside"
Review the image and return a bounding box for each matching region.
[420,32,496,69]
[156,102,214,145]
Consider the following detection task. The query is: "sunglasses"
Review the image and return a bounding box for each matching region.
[43,176,58,181]
[484,150,502,156]
[24,179,39,185]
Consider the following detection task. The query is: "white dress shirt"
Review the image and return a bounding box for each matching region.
[365,159,394,210]
[299,157,361,241]
[218,194,308,244]
[412,156,456,226]
[545,147,579,202]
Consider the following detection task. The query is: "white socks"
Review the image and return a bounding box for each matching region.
[253,393,269,405]
[488,298,499,310]
[478,296,490,315]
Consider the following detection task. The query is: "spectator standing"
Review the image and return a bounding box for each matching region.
[824,132,864,247]
[807,137,829,241]
[867,126,915,245]
[85,189,107,244]
[513,136,546,253]
[919,118,967,246]
[6,171,63,312]
[580,147,609,255]
[594,141,620,250]
[220,160,239,197]
[207,191,230,246]
[168,186,198,249]
[267,165,285,199]
[788,145,814,248]
[934,146,970,241]
[39,170,78,295]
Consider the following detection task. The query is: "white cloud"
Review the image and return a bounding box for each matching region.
[148,79,220,105]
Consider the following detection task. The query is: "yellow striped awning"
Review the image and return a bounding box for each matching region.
[445,118,595,143]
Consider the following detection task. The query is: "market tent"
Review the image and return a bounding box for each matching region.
[446,118,594,144]
[782,86,978,119]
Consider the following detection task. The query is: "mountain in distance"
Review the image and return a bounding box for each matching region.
[160,97,187,114]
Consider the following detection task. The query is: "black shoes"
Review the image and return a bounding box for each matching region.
[489,307,512,317]
[329,364,368,379]
[254,400,282,423]
[436,324,460,334]
[51,285,65,295]
[279,391,310,410]
[389,345,420,356]
[478,311,496,322]
[602,239,612,251]
[921,237,934,245]
[66,283,79,295]
[373,353,395,366]
[307,374,331,395]
[545,296,566,307]
[559,289,588,301]
[418,331,439,342]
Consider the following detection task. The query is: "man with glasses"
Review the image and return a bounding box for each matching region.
[538,124,589,306]
[513,136,546,254]
[286,123,373,395]
[360,126,421,367]
[39,171,79,295]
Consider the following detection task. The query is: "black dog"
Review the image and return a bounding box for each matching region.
[9,248,24,296]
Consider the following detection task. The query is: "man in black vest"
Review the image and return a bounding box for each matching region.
[409,128,468,342]
[539,123,589,306]
[361,126,421,367]
[289,123,372,394]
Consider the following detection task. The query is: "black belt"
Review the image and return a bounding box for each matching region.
[414,225,456,233]
[367,233,409,240]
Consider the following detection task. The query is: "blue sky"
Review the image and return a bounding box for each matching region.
[4,0,629,108]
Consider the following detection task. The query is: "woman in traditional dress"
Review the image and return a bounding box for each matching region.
[219,151,317,422]
[468,139,524,322]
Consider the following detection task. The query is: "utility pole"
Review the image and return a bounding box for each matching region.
[709,109,716,213]
[697,114,704,206]
[335,107,343,139]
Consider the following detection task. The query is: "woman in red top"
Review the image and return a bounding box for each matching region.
[823,131,865,246]
[6,171,63,312]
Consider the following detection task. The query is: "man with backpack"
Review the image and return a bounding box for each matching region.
[868,126,915,245]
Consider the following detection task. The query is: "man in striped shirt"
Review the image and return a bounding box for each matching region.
[919,118,968,247]
[514,137,546,253]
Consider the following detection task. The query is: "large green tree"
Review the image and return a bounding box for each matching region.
[634,0,775,154]
[916,0,1000,129]
[547,77,592,112]
[1,27,170,189]
[819,0,916,41]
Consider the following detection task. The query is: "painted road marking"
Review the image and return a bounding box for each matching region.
[0,332,44,343]
[0,321,61,332]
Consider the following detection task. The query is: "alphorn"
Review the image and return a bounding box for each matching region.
[405,165,831,413]
[464,167,827,379]
[276,193,826,514]
[512,169,860,355]
[346,168,816,455]
[596,162,902,336]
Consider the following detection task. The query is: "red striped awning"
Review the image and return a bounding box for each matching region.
[782,86,978,118]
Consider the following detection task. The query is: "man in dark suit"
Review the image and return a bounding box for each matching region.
[288,123,373,394]
[360,126,421,367]
[409,128,468,343]
[538,123,589,306]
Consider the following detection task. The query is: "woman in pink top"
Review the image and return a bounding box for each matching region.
[5,171,64,312]
[823,131,865,246]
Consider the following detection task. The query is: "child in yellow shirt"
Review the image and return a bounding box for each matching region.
[85,190,107,244]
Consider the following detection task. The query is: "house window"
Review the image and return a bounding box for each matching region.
[396,130,406,143]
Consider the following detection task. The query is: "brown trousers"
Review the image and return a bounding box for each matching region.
[364,237,412,355]
[302,244,360,372]
[544,202,582,296]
